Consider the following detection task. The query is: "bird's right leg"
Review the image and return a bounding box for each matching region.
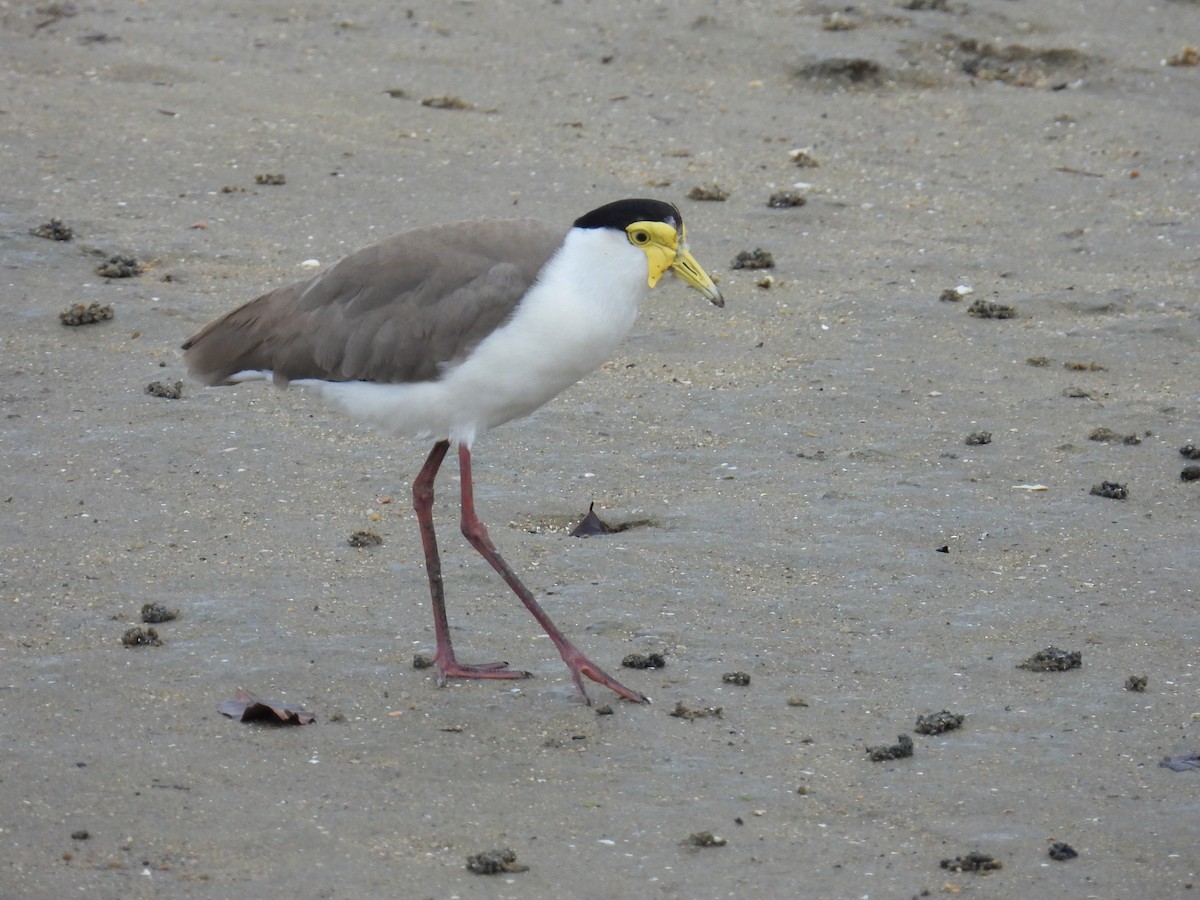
[412,440,530,684]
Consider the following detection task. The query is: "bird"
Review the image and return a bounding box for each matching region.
[182,198,724,704]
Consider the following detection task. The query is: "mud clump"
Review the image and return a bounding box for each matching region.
[1089,481,1128,500]
[967,298,1016,319]
[622,652,666,669]
[348,530,382,548]
[60,302,114,326]
[32,218,73,241]
[915,710,964,735]
[1048,841,1078,861]
[941,851,1002,873]
[466,849,527,875]
[95,255,142,278]
[1018,646,1081,672]
[767,191,806,208]
[687,184,729,202]
[670,701,723,720]
[731,248,774,270]
[146,380,183,399]
[867,733,913,761]
[140,603,178,624]
[121,626,161,647]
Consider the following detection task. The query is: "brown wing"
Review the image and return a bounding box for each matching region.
[182,218,562,386]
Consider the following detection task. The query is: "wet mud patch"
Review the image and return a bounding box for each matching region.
[795,57,892,88]
[945,38,1094,88]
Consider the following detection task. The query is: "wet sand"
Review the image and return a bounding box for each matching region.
[2,1,1198,896]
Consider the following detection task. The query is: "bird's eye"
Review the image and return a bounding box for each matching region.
[630,230,650,245]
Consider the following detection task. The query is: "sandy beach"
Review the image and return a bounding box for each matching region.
[2,1,1198,896]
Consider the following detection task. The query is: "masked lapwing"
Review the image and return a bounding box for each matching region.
[182,198,724,704]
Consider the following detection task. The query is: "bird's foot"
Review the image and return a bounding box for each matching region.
[560,647,650,705]
[435,654,532,686]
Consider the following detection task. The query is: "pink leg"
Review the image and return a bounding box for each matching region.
[456,444,648,705]
[413,440,529,684]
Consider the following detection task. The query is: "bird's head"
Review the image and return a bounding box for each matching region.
[574,199,724,308]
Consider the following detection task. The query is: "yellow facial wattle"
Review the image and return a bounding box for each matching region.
[626,220,724,307]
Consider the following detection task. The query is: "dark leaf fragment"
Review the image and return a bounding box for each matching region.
[218,688,316,725]
[1159,751,1200,772]
[570,502,612,537]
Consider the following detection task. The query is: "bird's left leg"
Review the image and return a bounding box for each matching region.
[455,443,648,705]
